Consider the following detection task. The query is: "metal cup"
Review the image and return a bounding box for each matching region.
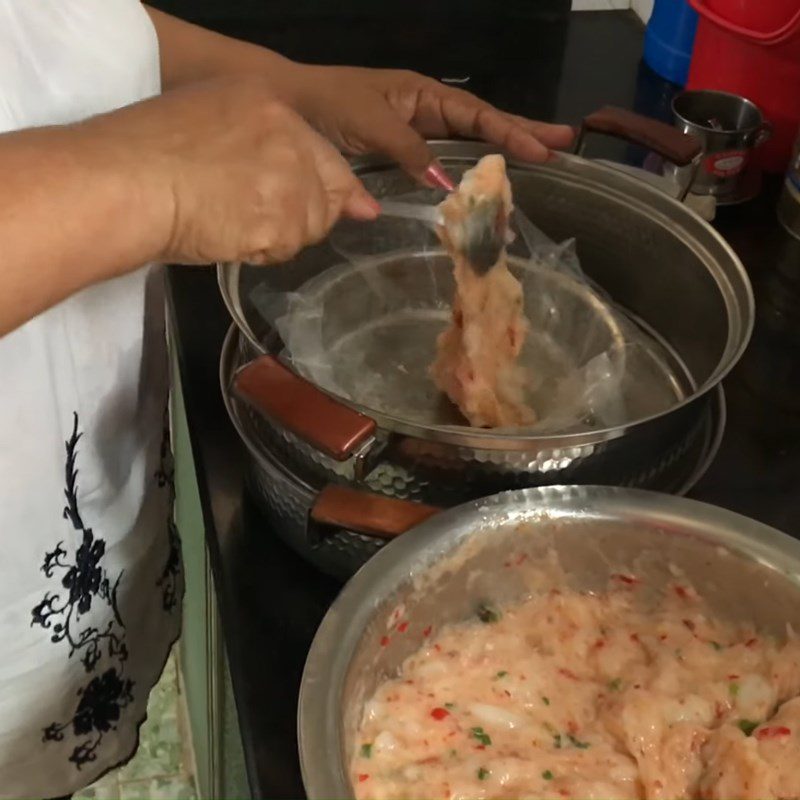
[671,90,772,198]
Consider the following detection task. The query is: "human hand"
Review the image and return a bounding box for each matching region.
[284,66,575,189]
[84,75,379,265]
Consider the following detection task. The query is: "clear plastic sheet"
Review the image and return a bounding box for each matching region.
[248,182,689,434]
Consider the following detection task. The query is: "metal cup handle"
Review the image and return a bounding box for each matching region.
[575,105,704,201]
[753,120,773,149]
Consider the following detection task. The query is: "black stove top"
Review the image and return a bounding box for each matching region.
[165,11,800,799]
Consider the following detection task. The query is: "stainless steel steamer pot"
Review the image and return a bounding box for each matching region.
[220,324,725,579]
[218,111,753,510]
[298,486,800,799]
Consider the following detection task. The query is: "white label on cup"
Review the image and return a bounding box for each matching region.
[705,151,747,178]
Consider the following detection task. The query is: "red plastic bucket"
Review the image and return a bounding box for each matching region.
[687,0,800,173]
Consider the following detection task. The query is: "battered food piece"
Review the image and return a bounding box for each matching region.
[352,573,800,800]
[430,155,536,428]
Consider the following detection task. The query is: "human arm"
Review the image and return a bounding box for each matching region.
[0,123,170,336]
[143,6,575,184]
[0,76,376,337]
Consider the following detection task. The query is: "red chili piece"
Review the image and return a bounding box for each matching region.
[612,574,640,586]
[397,621,409,633]
[380,635,391,647]
[423,626,432,638]
[674,585,690,600]
[431,707,450,721]
[745,638,758,648]
[756,726,791,740]
[559,668,579,681]
[358,774,370,783]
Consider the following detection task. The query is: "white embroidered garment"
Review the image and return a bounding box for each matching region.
[0,1,183,795]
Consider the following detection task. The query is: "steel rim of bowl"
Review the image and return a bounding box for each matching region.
[218,141,753,451]
[297,485,800,800]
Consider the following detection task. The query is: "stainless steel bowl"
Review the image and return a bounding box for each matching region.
[298,486,800,799]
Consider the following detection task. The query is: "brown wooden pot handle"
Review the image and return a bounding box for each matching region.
[576,106,702,167]
[311,485,440,540]
[233,355,376,461]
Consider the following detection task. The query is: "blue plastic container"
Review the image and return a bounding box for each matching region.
[643,0,699,86]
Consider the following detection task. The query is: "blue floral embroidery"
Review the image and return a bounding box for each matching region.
[32,413,132,769]
[154,410,181,612]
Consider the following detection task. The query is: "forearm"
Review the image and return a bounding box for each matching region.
[144,5,303,96]
[0,122,170,336]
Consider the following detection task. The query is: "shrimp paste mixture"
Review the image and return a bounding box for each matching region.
[352,574,800,799]
[431,154,536,428]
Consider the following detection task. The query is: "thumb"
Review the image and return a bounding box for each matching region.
[309,131,381,223]
[363,103,454,190]
[342,183,381,221]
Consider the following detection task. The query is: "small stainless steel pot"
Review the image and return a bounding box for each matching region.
[298,486,800,799]
[672,89,772,199]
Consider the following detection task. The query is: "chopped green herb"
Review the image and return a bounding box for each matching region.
[477,767,489,781]
[542,770,554,781]
[476,603,501,624]
[729,682,740,698]
[471,726,492,746]
[360,743,372,758]
[608,678,622,691]
[542,696,551,706]
[567,734,591,749]
[444,702,455,709]
[495,670,509,679]
[710,641,723,651]
[553,733,562,749]
[449,749,458,758]
[738,719,759,736]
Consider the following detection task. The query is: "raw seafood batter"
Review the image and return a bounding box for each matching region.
[431,155,536,428]
[352,576,800,800]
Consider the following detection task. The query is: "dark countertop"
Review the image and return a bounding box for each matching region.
[166,10,800,799]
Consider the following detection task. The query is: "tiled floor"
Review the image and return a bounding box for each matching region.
[75,648,197,800]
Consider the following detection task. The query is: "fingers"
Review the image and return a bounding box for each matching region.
[343,189,381,221]
[304,126,381,223]
[349,99,445,186]
[411,83,573,163]
[504,113,576,150]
